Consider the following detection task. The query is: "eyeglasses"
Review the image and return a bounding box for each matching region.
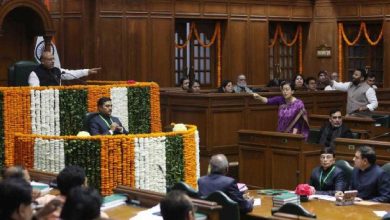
[320,154,334,160]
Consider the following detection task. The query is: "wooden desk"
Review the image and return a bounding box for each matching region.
[105,204,146,220]
[245,191,390,220]
[238,130,321,189]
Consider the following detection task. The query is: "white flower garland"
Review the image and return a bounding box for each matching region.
[110,87,129,131]
[33,138,65,173]
[134,136,167,193]
[30,89,60,135]
[195,130,200,185]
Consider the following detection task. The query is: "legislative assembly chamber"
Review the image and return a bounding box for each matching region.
[1,0,390,219]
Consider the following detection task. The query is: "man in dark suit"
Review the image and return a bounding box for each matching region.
[198,154,254,213]
[88,97,128,135]
[318,108,353,149]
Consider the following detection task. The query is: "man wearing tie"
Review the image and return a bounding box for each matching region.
[88,97,128,135]
[28,51,101,86]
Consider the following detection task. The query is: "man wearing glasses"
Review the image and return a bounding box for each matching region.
[318,109,353,149]
[309,148,346,195]
[233,74,253,93]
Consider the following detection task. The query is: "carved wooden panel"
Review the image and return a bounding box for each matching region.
[150,1,172,13]
[268,5,290,18]
[100,0,123,11]
[314,6,334,18]
[150,18,173,86]
[360,4,383,17]
[175,1,201,15]
[231,3,247,16]
[63,18,83,68]
[271,150,299,189]
[248,20,267,85]
[292,6,312,18]
[63,0,82,13]
[126,18,149,81]
[226,20,247,80]
[203,2,228,15]
[239,147,267,187]
[334,5,358,17]
[126,1,147,12]
[211,110,245,146]
[98,18,124,80]
[250,4,266,16]
[48,0,61,13]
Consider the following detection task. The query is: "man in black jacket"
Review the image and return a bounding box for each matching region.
[88,97,128,135]
[318,108,353,149]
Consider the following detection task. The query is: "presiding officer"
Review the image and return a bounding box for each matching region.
[29,51,101,86]
[88,97,128,135]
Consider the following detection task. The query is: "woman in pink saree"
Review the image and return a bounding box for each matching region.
[253,81,310,140]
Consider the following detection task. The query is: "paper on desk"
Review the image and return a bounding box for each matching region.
[355,200,380,206]
[373,211,388,217]
[309,195,336,201]
[254,198,261,206]
[130,205,162,220]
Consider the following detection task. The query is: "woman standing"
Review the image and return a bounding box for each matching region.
[253,81,309,140]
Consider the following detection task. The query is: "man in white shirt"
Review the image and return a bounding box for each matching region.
[28,51,101,86]
[330,69,378,115]
[324,72,339,91]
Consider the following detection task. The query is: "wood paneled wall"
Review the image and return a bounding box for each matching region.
[3,0,390,86]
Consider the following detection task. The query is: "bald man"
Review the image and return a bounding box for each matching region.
[198,154,254,213]
[28,51,101,86]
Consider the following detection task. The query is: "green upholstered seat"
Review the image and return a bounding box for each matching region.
[335,160,354,186]
[8,60,39,86]
[205,191,240,220]
[170,181,199,199]
[382,163,390,176]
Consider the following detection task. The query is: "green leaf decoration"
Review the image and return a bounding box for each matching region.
[64,139,101,191]
[127,87,151,133]
[59,90,88,135]
[165,135,184,188]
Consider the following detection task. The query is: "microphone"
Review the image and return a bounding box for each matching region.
[61,71,88,85]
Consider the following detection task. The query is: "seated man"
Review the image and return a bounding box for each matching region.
[60,187,102,220]
[233,74,253,93]
[0,178,33,220]
[88,97,128,135]
[29,51,101,86]
[160,190,195,220]
[198,154,254,213]
[309,148,346,195]
[318,108,353,149]
[350,146,390,202]
[306,77,317,91]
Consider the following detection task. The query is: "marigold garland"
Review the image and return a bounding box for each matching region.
[13,125,199,195]
[338,22,383,81]
[87,86,111,112]
[269,24,303,74]
[174,22,222,87]
[175,22,195,49]
[150,82,162,132]
[182,125,198,189]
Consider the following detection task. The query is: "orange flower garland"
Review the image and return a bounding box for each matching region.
[175,22,195,49]
[3,88,31,166]
[268,24,303,74]
[149,82,162,132]
[13,124,199,195]
[338,22,384,81]
[87,86,111,112]
[182,125,198,189]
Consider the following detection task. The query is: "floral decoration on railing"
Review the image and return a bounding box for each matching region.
[13,125,200,195]
[0,82,161,167]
